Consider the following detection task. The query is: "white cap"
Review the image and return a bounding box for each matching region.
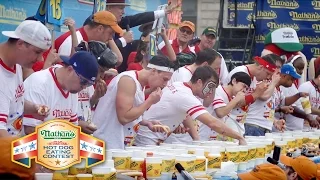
[2,20,51,50]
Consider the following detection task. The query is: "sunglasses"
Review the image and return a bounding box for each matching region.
[75,71,94,86]
[180,28,193,35]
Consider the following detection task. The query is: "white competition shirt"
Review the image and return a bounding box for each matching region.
[77,86,94,121]
[281,84,304,130]
[0,61,24,136]
[165,66,194,144]
[92,71,144,150]
[134,82,207,146]
[23,67,78,127]
[226,65,275,131]
[298,81,320,120]
[200,85,247,141]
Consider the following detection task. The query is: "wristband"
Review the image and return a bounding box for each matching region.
[245,95,255,105]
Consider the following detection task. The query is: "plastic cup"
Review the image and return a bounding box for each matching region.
[301,96,312,114]
[35,173,53,180]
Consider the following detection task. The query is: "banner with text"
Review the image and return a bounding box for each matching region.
[226,0,320,60]
[11,120,105,170]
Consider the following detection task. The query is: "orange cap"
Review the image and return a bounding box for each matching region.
[238,163,287,180]
[0,136,36,180]
[93,11,123,35]
[280,155,320,180]
[179,21,195,33]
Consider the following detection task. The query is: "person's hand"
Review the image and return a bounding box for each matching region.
[64,18,76,31]
[271,72,281,85]
[274,119,286,132]
[45,49,61,65]
[308,116,320,129]
[254,81,268,97]
[173,124,189,134]
[238,137,247,145]
[147,87,162,105]
[159,27,167,38]
[234,91,246,104]
[148,122,170,134]
[79,121,97,135]
[298,92,309,98]
[32,104,50,120]
[92,79,107,100]
[280,106,294,114]
[123,31,134,43]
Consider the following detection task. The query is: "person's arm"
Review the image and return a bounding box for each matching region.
[23,79,48,135]
[107,39,123,67]
[62,18,78,56]
[115,76,161,125]
[182,116,200,141]
[285,92,306,106]
[259,73,281,101]
[197,113,246,144]
[160,28,176,61]
[119,12,155,29]
[214,92,245,118]
[90,80,107,108]
[43,49,60,69]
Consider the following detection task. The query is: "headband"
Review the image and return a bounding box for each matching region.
[147,64,175,73]
[254,56,277,72]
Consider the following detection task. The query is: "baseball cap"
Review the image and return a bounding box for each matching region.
[280,155,320,180]
[202,27,217,37]
[2,20,51,50]
[179,21,195,33]
[0,136,36,180]
[60,51,99,85]
[238,163,287,180]
[280,63,301,79]
[92,11,123,34]
[264,27,303,52]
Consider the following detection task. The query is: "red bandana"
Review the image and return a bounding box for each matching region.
[254,56,277,72]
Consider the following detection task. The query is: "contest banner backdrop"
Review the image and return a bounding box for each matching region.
[225,0,320,61]
[11,120,105,170]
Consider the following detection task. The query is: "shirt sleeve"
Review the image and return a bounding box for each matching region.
[219,56,229,85]
[0,90,10,130]
[23,78,48,127]
[178,93,208,120]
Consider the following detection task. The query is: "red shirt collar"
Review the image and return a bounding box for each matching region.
[78,27,88,41]
[0,59,16,74]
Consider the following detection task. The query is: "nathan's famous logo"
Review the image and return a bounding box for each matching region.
[267,22,300,31]
[289,11,320,21]
[299,36,320,45]
[0,4,27,25]
[311,47,320,57]
[40,130,76,139]
[267,0,299,9]
[247,10,277,20]
[11,120,105,170]
[312,0,320,10]
[312,24,320,33]
[228,1,255,10]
